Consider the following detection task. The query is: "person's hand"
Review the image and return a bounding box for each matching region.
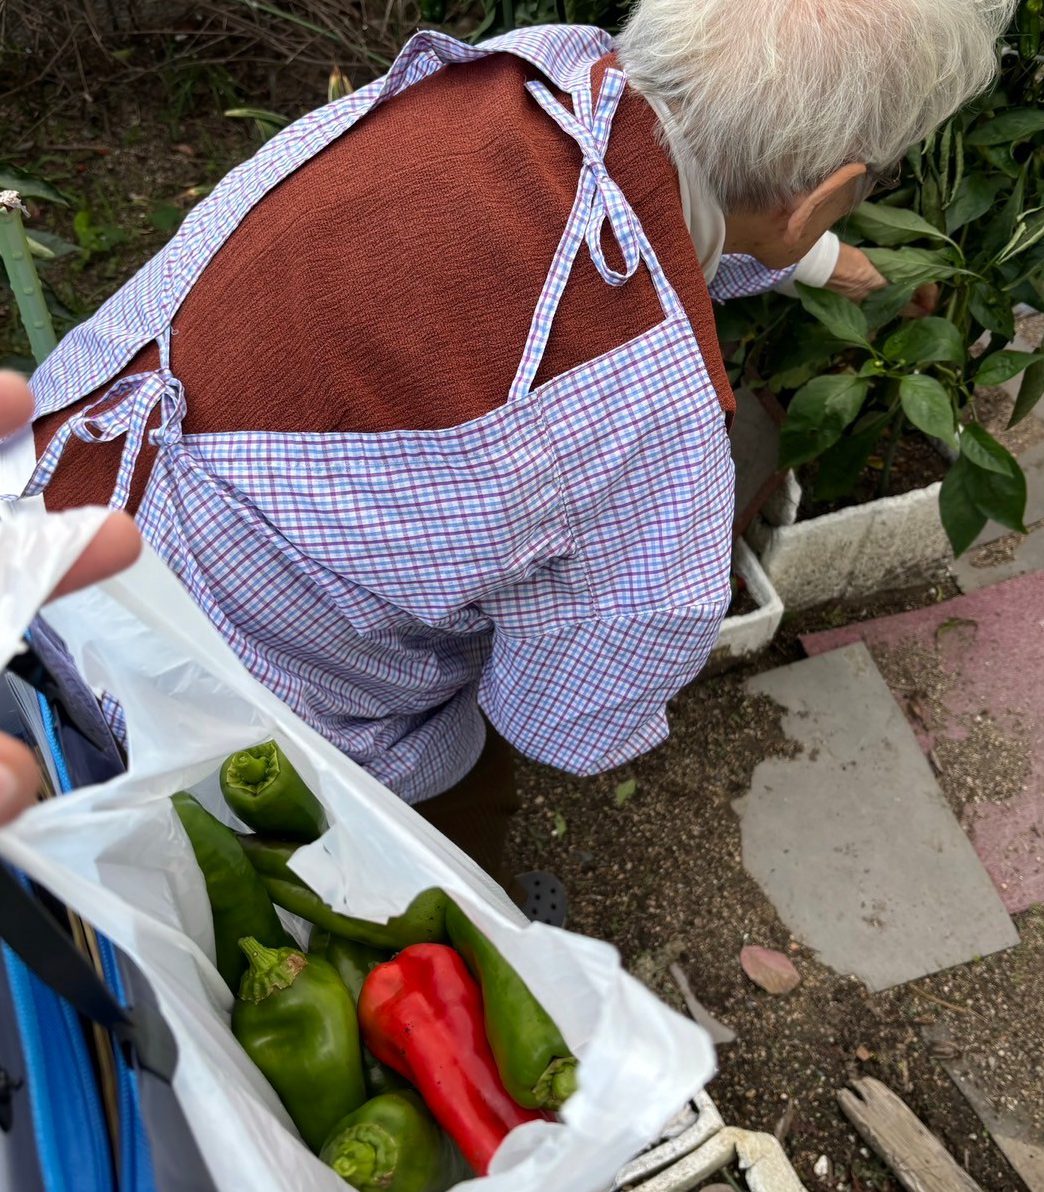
[0,370,142,825]
[824,243,939,317]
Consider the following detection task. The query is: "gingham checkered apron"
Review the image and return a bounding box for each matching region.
[11,28,735,800]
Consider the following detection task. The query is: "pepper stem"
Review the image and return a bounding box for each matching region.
[232,747,272,788]
[237,937,307,1003]
[327,1124,397,1187]
[534,1056,579,1111]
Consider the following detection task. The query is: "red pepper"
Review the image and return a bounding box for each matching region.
[358,943,551,1175]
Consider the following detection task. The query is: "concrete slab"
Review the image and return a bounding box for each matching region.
[923,1025,1044,1190]
[737,643,1018,992]
[951,515,1044,593]
[802,571,1044,914]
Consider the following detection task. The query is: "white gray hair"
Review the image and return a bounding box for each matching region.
[617,0,1015,211]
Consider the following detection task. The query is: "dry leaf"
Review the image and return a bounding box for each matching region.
[740,945,801,994]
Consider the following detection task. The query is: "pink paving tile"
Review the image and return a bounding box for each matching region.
[801,571,1044,914]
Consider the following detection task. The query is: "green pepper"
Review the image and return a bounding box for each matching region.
[220,740,327,841]
[444,899,578,1110]
[320,1091,471,1191]
[171,793,292,992]
[239,836,447,948]
[232,938,367,1152]
[309,929,388,1000]
[309,929,407,1096]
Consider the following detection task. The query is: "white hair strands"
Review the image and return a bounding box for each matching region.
[617,0,1016,211]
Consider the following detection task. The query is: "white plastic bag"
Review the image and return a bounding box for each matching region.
[0,510,716,1192]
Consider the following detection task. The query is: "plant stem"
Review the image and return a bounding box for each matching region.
[878,409,907,499]
[0,194,57,365]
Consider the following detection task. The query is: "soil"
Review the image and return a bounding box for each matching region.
[727,581,760,618]
[508,581,1043,1192]
[798,432,950,519]
[1,96,261,367]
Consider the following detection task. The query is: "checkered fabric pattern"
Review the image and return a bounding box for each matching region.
[23,28,795,803]
[709,254,798,301]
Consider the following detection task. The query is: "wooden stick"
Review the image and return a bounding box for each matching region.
[837,1077,983,1192]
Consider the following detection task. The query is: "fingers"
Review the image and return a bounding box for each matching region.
[51,510,143,599]
[0,734,38,825]
[824,244,888,303]
[0,370,34,438]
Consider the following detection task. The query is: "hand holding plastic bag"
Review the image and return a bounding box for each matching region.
[0,369,141,824]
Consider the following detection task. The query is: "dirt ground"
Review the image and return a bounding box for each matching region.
[508,585,1043,1191]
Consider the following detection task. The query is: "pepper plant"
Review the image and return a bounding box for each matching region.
[724,0,1044,555]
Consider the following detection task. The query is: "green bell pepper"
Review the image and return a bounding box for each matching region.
[238,836,447,948]
[309,928,407,1096]
[220,740,327,841]
[444,899,578,1110]
[232,938,367,1152]
[171,793,292,991]
[319,1091,471,1192]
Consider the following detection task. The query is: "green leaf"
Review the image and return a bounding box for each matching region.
[976,143,1022,180]
[995,207,1044,266]
[968,282,1016,340]
[862,283,916,332]
[939,458,988,555]
[614,778,637,806]
[847,203,954,247]
[900,375,956,445]
[979,173,1026,261]
[149,202,182,234]
[964,460,1028,533]
[779,374,871,468]
[975,350,1044,388]
[1009,359,1044,429]
[883,318,965,365]
[553,811,567,839]
[224,107,290,142]
[26,230,78,261]
[945,174,1009,234]
[966,108,1044,145]
[863,247,968,286]
[767,324,848,391]
[812,427,883,501]
[960,422,1016,475]
[0,165,70,205]
[794,283,869,346]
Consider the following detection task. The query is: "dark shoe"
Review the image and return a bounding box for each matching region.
[513,871,568,927]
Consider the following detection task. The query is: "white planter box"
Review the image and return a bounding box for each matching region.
[708,538,784,665]
[747,479,951,610]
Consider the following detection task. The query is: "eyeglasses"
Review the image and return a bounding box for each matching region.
[855,161,903,204]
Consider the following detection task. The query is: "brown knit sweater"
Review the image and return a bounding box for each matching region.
[35,53,733,513]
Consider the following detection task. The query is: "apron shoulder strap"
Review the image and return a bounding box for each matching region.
[507,68,687,403]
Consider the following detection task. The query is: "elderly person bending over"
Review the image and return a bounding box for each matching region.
[12,0,1011,903]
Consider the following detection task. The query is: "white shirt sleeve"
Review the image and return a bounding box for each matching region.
[772,232,841,296]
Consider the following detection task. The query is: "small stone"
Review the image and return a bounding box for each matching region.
[740,945,801,994]
[855,1044,872,1062]
[814,1154,831,1179]
[928,1038,962,1061]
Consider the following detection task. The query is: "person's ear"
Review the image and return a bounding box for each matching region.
[784,163,867,249]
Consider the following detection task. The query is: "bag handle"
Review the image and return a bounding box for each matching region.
[0,863,177,1082]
